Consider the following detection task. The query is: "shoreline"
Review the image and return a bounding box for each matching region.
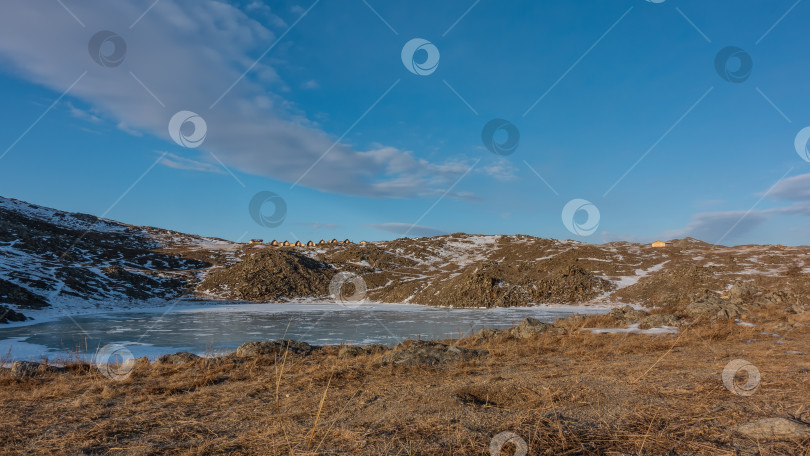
[0,301,620,362]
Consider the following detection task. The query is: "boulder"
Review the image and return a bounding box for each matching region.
[236,340,315,358]
[734,418,810,441]
[685,291,744,320]
[508,317,559,338]
[0,305,27,324]
[157,352,201,365]
[609,305,648,324]
[380,340,487,366]
[726,281,757,302]
[11,361,64,379]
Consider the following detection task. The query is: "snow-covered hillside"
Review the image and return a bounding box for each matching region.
[0,196,236,322]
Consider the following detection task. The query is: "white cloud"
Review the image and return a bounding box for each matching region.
[65,101,101,123]
[158,151,224,174]
[662,210,768,244]
[664,172,810,244]
[768,173,810,202]
[0,0,473,199]
[480,158,518,182]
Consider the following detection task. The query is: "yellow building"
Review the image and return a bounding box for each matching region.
[651,240,666,248]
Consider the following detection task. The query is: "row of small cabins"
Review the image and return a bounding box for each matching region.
[247,238,366,247]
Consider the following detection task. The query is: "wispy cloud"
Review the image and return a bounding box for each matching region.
[664,172,810,243]
[65,101,101,123]
[0,0,474,199]
[480,158,519,182]
[157,151,223,174]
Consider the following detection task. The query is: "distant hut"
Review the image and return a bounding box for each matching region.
[307,240,315,247]
[318,240,327,246]
[360,240,367,245]
[651,240,666,248]
[330,238,338,245]
[282,240,291,247]
[343,239,351,244]
[248,239,263,245]
[294,240,304,247]
[268,240,280,246]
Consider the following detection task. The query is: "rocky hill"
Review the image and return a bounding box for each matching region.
[2,196,809,323]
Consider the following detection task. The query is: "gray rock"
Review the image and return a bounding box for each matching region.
[734,418,810,441]
[726,281,757,302]
[686,292,744,320]
[380,340,487,366]
[236,340,315,358]
[509,317,558,338]
[609,305,648,324]
[11,361,64,379]
[0,305,27,324]
[157,352,201,365]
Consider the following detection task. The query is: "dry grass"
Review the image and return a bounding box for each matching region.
[1,320,809,455]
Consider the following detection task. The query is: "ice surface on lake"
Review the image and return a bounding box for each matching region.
[0,301,609,361]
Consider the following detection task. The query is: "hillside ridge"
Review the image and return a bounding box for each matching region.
[2,196,809,323]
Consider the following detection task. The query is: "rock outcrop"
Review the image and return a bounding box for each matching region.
[157,352,201,365]
[235,340,315,358]
[380,340,487,366]
[734,418,810,441]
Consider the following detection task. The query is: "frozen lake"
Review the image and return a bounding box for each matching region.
[0,301,610,361]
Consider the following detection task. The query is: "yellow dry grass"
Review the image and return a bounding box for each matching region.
[1,317,809,455]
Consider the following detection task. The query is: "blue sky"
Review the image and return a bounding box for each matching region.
[1,0,810,245]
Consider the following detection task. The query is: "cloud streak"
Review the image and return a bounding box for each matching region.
[0,0,473,199]
[665,172,810,244]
